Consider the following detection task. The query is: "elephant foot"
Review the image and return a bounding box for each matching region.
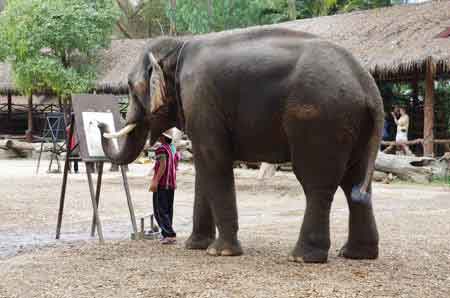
[206,239,243,257]
[339,242,378,260]
[289,244,329,264]
[185,233,215,250]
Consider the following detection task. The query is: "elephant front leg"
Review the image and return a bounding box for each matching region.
[290,189,334,263]
[185,176,216,250]
[191,145,242,257]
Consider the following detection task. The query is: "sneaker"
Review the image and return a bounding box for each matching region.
[160,237,176,245]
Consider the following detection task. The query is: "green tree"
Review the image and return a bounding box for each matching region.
[173,0,290,34]
[0,0,119,97]
[296,0,339,18]
[296,0,396,18]
[116,0,170,38]
[340,0,392,12]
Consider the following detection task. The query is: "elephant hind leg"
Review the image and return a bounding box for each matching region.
[339,159,379,260]
[289,187,336,263]
[288,148,348,263]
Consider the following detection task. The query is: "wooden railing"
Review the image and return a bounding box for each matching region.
[0,103,61,116]
[381,138,450,155]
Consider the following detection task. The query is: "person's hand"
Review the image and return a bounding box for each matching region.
[149,180,158,192]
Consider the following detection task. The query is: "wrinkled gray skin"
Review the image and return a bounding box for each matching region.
[100,28,384,263]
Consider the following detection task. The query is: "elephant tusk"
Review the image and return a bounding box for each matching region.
[103,123,137,139]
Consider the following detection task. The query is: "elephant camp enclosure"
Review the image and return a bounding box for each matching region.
[1,2,450,297]
[1,160,450,298]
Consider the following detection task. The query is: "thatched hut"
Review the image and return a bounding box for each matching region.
[95,39,148,94]
[1,1,450,154]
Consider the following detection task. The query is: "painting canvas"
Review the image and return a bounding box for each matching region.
[82,112,118,157]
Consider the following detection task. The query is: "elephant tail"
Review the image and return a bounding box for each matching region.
[351,92,384,204]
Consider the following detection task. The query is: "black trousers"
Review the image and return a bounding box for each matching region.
[153,188,176,238]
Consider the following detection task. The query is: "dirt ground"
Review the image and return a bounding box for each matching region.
[0,159,449,298]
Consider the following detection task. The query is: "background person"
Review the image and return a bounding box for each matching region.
[392,106,413,155]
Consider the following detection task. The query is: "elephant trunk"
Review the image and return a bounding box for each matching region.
[98,121,149,165]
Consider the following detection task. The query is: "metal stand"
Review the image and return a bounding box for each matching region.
[36,112,66,174]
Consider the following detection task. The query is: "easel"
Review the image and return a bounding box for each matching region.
[55,95,138,243]
[36,112,66,174]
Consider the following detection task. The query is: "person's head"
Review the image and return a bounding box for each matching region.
[158,135,172,144]
[399,107,407,116]
[159,129,173,144]
[393,106,400,115]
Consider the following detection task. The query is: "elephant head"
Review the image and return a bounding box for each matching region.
[98,37,184,165]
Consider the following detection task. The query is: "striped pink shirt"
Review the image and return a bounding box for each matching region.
[154,143,179,189]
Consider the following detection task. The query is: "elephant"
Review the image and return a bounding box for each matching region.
[99,27,384,263]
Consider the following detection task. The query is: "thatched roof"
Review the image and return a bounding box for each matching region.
[276,0,450,81]
[95,39,148,94]
[1,1,450,95]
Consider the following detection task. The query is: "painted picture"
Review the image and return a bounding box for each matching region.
[82,112,118,157]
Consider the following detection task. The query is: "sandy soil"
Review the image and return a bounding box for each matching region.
[0,160,449,298]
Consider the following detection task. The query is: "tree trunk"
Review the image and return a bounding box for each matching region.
[287,0,297,20]
[423,59,435,156]
[25,94,33,142]
[7,92,12,121]
[374,152,448,183]
[258,163,277,179]
[169,0,177,35]
[0,139,34,157]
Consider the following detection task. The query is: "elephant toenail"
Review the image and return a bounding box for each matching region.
[207,247,218,256]
[221,249,234,256]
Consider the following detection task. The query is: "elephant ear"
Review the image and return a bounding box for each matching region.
[149,52,167,114]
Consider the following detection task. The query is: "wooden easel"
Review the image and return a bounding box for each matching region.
[55,95,138,243]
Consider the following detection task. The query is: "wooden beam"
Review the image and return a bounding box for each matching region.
[423,59,435,157]
[25,94,33,143]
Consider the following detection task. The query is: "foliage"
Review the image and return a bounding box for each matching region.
[116,0,170,38]
[0,0,119,97]
[167,0,399,34]
[296,0,339,18]
[340,0,392,12]
[295,0,402,18]
[172,0,291,34]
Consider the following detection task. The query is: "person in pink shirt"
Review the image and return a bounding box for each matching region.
[149,129,180,244]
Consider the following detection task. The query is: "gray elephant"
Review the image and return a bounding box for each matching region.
[99,27,384,263]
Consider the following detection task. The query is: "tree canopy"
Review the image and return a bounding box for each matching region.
[0,0,119,97]
[115,0,410,37]
[164,0,398,35]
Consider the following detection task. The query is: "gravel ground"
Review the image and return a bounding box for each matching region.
[0,160,449,298]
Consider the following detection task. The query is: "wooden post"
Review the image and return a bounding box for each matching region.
[25,94,33,142]
[90,162,104,237]
[7,92,12,121]
[86,162,104,243]
[424,59,435,157]
[411,78,419,104]
[121,165,138,236]
[56,114,75,239]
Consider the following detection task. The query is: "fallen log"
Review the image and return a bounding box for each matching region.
[0,139,35,157]
[256,153,449,184]
[374,152,448,183]
[258,162,276,179]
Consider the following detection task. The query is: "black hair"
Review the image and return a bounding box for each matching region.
[163,136,172,144]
